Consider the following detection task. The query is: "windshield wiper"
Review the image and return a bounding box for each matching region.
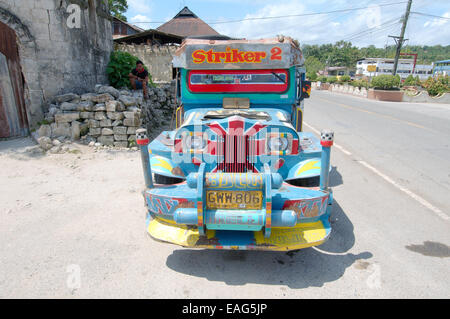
[271,72,286,84]
[203,110,271,121]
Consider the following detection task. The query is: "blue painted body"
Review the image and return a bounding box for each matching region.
[141,39,334,247]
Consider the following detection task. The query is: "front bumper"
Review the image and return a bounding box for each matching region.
[146,214,331,251]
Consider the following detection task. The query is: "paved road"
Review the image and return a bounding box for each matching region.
[0,92,449,299]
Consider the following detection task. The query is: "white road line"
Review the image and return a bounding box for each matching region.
[303,122,449,221]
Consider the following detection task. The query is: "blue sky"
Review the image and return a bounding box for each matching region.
[124,0,450,47]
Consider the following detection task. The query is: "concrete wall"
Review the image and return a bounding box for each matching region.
[402,91,450,104]
[115,43,178,83]
[0,0,113,129]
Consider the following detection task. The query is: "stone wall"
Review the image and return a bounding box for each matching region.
[34,83,178,152]
[115,43,178,83]
[0,0,113,129]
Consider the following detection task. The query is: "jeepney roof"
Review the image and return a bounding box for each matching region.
[173,36,304,70]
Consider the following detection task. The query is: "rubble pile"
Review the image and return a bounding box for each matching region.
[34,83,177,153]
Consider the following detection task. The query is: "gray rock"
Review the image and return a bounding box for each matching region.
[89,128,101,136]
[37,124,51,138]
[92,93,114,104]
[127,127,137,135]
[112,120,123,127]
[93,103,106,111]
[119,90,131,96]
[119,95,137,107]
[107,112,124,120]
[88,119,100,128]
[80,112,94,119]
[51,123,71,138]
[123,111,138,119]
[78,100,94,111]
[98,86,120,99]
[105,100,119,112]
[114,134,128,141]
[98,135,114,146]
[55,112,80,123]
[101,128,114,136]
[54,93,79,104]
[113,126,127,135]
[123,118,140,127]
[37,136,53,151]
[71,121,81,140]
[48,105,59,116]
[94,112,107,121]
[99,119,112,127]
[81,93,97,101]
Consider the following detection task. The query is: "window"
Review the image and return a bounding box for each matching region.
[188,69,289,93]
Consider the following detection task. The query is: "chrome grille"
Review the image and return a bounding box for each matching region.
[217,135,253,173]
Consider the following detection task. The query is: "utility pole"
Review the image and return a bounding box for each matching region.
[389,0,413,76]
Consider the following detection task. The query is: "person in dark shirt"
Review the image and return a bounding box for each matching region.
[129,60,149,99]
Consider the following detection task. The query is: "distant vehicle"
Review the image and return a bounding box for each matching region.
[136,36,335,251]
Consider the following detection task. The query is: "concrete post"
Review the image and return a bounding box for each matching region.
[136,128,154,189]
[320,130,334,191]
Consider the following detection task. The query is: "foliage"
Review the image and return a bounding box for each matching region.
[108,0,128,21]
[327,76,338,84]
[339,75,351,83]
[307,72,318,81]
[300,41,450,69]
[350,79,369,89]
[106,51,154,89]
[317,76,328,83]
[402,75,421,87]
[305,56,324,77]
[422,75,449,96]
[370,74,401,90]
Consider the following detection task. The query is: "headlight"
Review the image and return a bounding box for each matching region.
[185,135,207,150]
[267,136,289,151]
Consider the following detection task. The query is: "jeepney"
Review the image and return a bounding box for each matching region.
[136,36,335,251]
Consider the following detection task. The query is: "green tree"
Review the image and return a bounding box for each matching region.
[305,56,324,78]
[108,0,128,21]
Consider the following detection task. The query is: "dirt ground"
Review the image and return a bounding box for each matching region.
[0,138,149,298]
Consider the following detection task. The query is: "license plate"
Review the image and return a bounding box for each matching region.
[206,190,263,210]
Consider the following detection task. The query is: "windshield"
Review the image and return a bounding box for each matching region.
[188,69,289,93]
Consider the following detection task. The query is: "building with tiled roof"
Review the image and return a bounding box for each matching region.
[157,7,220,38]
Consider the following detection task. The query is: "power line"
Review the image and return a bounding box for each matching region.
[128,1,409,25]
[411,11,450,20]
[340,16,403,42]
[208,2,409,25]
[345,22,402,43]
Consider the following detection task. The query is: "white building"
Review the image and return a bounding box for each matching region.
[356,58,433,80]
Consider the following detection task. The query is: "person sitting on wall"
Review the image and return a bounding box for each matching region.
[129,60,149,99]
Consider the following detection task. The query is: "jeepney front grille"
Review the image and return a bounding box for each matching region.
[217,135,255,173]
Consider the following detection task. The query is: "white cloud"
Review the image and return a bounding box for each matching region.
[130,14,152,29]
[213,0,450,47]
[127,0,152,16]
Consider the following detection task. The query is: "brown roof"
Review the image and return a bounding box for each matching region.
[157,7,220,38]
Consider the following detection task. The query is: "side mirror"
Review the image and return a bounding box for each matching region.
[301,81,311,99]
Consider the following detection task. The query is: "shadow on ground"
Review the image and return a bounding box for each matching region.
[329,166,343,187]
[166,200,372,288]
